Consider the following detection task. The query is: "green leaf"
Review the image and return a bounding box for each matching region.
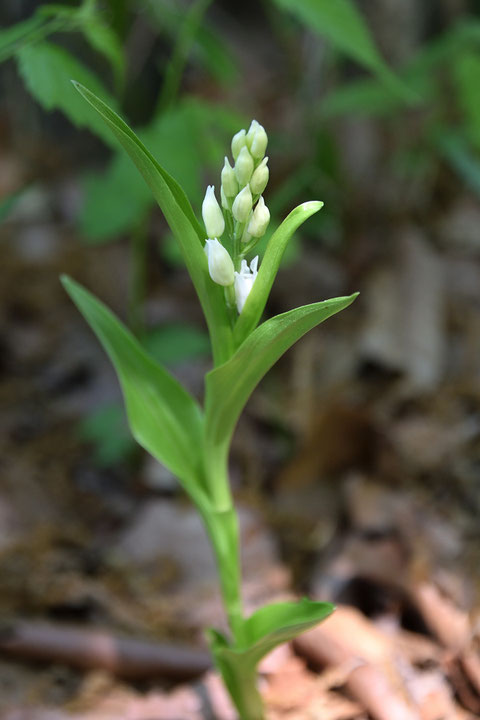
[78,402,136,467]
[0,188,24,223]
[16,42,120,149]
[242,598,334,654]
[0,15,47,62]
[158,0,215,110]
[146,0,238,87]
[435,130,480,197]
[79,153,152,242]
[212,597,334,661]
[234,201,324,346]
[80,18,125,92]
[453,50,480,152]
[144,324,210,366]
[72,83,233,364]
[272,0,411,100]
[62,275,207,501]
[205,294,358,481]
[207,598,334,718]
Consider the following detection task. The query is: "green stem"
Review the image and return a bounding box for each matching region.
[201,502,245,643]
[229,666,264,720]
[200,443,265,718]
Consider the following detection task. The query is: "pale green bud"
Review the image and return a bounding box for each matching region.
[220,185,229,210]
[246,119,268,159]
[232,185,253,223]
[231,128,247,160]
[202,185,225,238]
[240,227,252,244]
[234,146,254,186]
[247,196,270,238]
[246,120,259,147]
[204,239,234,286]
[221,157,238,199]
[249,157,269,195]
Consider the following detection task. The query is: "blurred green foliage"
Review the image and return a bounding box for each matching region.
[3,0,480,466]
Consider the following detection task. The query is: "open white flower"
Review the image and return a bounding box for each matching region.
[234,256,259,313]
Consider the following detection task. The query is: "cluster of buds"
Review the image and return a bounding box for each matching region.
[202,120,270,314]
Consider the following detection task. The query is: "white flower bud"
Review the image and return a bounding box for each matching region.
[221,157,238,199]
[249,157,269,195]
[202,185,225,238]
[204,239,234,286]
[234,256,259,313]
[246,119,268,159]
[231,128,247,160]
[234,146,254,186]
[232,185,253,223]
[247,196,270,238]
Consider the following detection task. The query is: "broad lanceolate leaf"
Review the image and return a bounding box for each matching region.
[272,0,411,100]
[205,294,358,481]
[16,43,120,149]
[234,201,323,346]
[62,276,207,503]
[73,83,233,365]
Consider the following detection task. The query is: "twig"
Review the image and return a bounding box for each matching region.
[0,620,211,680]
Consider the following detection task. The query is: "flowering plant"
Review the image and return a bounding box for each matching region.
[62,83,358,720]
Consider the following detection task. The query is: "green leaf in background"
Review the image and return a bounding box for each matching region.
[62,276,207,501]
[144,324,210,366]
[0,15,47,62]
[0,188,24,223]
[453,50,480,152]
[435,130,480,197]
[208,598,334,719]
[78,402,136,467]
[73,83,233,364]
[158,0,214,110]
[205,294,358,481]
[16,42,120,149]
[146,0,238,87]
[234,201,324,346]
[272,0,411,100]
[80,151,152,243]
[80,18,125,92]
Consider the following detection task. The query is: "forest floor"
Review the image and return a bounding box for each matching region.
[1,135,480,720]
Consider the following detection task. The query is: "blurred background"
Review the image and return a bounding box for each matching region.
[1,1,480,718]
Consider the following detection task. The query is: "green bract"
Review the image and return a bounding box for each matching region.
[64,82,358,720]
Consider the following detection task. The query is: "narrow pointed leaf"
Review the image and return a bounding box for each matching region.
[206,294,358,465]
[72,83,233,365]
[62,276,206,501]
[234,201,323,346]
